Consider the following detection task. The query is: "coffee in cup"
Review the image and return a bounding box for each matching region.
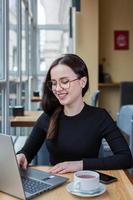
[73,170,100,192]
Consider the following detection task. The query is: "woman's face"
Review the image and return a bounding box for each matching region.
[50,64,86,106]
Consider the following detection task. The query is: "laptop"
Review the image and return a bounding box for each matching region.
[0,134,68,200]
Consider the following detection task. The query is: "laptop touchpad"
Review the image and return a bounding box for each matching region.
[20,168,52,180]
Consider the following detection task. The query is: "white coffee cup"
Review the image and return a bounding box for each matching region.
[73,170,100,192]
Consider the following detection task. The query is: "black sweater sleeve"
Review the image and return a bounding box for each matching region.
[83,109,133,170]
[17,113,49,163]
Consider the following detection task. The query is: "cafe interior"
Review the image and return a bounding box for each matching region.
[0,0,133,199]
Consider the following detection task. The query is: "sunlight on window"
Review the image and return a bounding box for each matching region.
[37,0,46,25]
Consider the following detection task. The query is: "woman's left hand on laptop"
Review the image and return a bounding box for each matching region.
[48,160,83,174]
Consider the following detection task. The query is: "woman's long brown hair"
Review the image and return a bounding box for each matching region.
[42,54,89,139]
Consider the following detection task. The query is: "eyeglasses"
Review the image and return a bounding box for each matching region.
[47,77,79,91]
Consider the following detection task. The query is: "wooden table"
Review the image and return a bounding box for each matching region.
[10,111,43,127]
[31,96,42,102]
[0,166,133,200]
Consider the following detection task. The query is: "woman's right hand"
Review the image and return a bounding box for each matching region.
[16,153,28,169]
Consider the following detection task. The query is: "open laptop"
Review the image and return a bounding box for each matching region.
[0,134,68,200]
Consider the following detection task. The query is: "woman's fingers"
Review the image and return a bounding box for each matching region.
[16,153,28,169]
[22,158,28,169]
[48,161,83,174]
[48,164,64,173]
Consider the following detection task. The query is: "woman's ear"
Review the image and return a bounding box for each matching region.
[80,76,87,88]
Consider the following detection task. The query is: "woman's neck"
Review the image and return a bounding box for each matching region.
[64,101,85,116]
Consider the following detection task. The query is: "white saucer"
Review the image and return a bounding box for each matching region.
[66,182,106,197]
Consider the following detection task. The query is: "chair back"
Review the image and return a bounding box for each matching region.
[120,82,133,107]
[32,142,49,165]
[91,90,100,107]
[117,105,133,137]
[117,105,133,174]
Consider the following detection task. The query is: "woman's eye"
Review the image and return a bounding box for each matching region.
[61,79,69,84]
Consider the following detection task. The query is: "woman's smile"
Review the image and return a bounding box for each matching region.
[56,92,68,101]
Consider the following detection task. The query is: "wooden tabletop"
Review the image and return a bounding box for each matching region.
[31,96,42,102]
[0,166,133,200]
[10,111,43,127]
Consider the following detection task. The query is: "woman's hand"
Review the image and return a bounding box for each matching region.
[16,153,28,169]
[48,161,83,174]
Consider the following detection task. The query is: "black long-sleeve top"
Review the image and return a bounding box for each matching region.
[18,104,133,170]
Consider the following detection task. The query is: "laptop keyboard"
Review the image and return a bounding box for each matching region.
[22,176,52,194]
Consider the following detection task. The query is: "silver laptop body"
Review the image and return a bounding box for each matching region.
[0,134,68,200]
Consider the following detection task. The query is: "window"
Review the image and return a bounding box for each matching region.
[38,29,69,73]
[0,2,3,79]
[37,0,70,74]
[0,0,9,133]
[9,0,18,75]
[21,1,26,73]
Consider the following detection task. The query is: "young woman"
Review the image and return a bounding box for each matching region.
[17,54,133,174]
